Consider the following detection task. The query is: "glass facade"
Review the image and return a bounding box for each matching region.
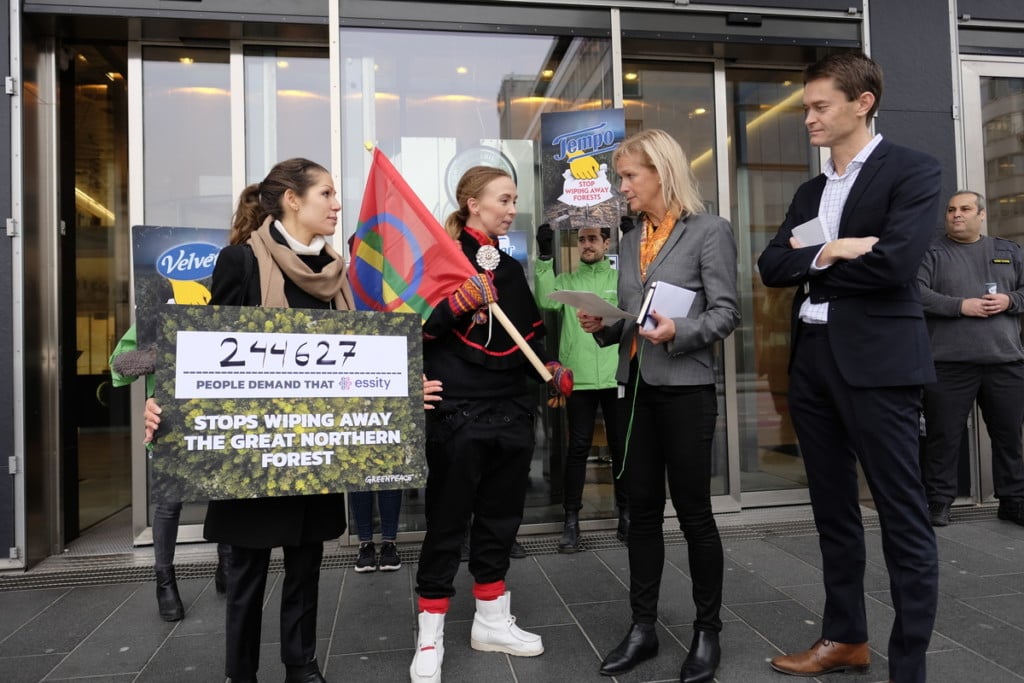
[11,1,1008,556]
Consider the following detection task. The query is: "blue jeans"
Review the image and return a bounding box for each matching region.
[349,490,403,541]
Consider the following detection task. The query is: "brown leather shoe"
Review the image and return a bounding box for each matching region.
[769,638,869,676]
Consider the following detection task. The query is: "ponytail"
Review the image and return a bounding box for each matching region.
[230,183,267,245]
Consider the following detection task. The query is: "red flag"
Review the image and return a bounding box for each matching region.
[348,148,475,319]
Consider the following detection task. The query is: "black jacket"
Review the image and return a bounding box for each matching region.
[203,228,347,548]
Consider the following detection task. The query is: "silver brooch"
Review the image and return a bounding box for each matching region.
[476,245,500,272]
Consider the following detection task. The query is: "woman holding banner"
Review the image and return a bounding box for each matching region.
[409,165,573,683]
[145,158,353,683]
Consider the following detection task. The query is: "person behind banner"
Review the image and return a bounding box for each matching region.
[578,129,739,683]
[409,165,573,683]
[110,324,232,623]
[145,158,354,683]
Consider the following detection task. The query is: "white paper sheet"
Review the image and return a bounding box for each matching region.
[547,290,633,320]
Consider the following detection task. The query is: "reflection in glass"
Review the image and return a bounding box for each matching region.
[72,44,132,531]
[244,47,330,183]
[143,47,231,228]
[340,27,613,531]
[619,61,728,495]
[727,69,816,494]
[979,76,1024,245]
[340,29,612,246]
[621,62,719,209]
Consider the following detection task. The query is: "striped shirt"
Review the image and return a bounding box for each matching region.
[799,133,884,324]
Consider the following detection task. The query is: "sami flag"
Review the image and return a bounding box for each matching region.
[349,148,476,320]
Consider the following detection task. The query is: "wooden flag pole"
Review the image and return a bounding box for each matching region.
[489,303,553,382]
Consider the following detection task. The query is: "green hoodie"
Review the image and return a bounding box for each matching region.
[534,257,619,391]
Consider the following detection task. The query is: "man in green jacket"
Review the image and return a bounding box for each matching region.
[535,223,627,551]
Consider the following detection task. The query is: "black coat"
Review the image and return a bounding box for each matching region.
[202,235,348,549]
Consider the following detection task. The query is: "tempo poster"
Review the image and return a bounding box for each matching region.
[132,225,230,346]
[149,304,426,504]
[539,109,626,240]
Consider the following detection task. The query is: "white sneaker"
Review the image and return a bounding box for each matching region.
[470,591,544,657]
[410,611,445,683]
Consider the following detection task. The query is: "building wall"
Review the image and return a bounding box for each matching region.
[869,0,958,232]
[1,0,14,557]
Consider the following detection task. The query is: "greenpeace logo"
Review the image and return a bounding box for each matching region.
[156,243,220,280]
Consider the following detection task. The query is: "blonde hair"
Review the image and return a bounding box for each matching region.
[444,165,514,239]
[230,158,329,245]
[612,129,704,218]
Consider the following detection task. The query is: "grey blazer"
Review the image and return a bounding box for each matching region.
[596,212,740,386]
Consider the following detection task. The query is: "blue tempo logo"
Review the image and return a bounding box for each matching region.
[156,242,220,281]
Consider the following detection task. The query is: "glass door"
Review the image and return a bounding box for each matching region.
[619,59,730,499]
[959,59,1024,502]
[62,44,132,538]
[727,67,818,504]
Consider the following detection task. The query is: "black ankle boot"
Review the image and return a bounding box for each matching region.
[284,659,326,683]
[558,510,581,553]
[215,543,231,595]
[680,630,720,683]
[154,566,184,621]
[616,507,630,544]
[599,622,658,676]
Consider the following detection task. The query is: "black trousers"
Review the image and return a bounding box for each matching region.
[621,373,722,633]
[416,398,534,599]
[922,360,1024,503]
[224,542,323,679]
[789,324,937,683]
[564,387,626,512]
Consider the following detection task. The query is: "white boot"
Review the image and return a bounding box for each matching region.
[470,591,544,657]
[410,611,445,683]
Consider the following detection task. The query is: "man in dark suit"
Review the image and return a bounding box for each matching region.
[757,52,940,683]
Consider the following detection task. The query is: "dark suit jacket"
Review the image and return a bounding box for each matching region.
[757,138,941,388]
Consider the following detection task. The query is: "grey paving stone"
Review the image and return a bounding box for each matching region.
[0,584,139,657]
[723,538,822,589]
[721,557,794,606]
[332,564,414,654]
[507,623,608,682]
[961,592,1024,629]
[930,597,1024,673]
[0,653,63,682]
[924,646,1024,683]
[766,533,892,593]
[134,631,232,682]
[0,589,67,642]
[327,647,418,683]
[935,522,1024,563]
[46,633,168,679]
[536,550,628,606]
[46,675,138,682]
[933,560,1024,600]
[933,534,1023,576]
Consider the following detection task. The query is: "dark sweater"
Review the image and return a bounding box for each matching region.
[422,229,551,400]
[918,234,1024,364]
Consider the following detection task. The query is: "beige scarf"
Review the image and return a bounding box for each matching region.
[247,216,354,311]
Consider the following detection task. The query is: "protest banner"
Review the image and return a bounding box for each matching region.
[149,303,424,503]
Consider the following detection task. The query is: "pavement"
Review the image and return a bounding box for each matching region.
[1,503,1023,683]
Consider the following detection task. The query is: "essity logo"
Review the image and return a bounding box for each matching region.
[156,243,220,280]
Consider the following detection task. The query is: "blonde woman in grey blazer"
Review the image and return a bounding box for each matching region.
[580,129,739,683]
